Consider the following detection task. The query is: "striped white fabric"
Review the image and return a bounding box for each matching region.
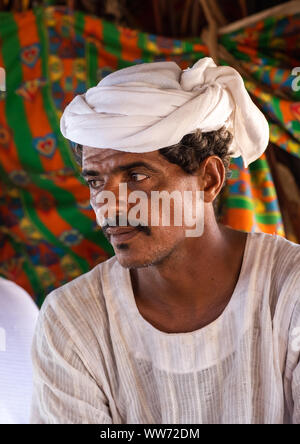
[30,232,300,424]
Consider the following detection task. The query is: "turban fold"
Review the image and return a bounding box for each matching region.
[60,57,269,168]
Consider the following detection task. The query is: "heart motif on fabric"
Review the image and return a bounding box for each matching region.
[21,44,40,67]
[34,135,56,158]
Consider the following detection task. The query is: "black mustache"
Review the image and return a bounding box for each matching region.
[102,215,151,236]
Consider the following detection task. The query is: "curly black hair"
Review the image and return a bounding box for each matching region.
[72,126,232,215]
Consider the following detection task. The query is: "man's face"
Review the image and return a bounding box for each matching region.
[82,146,204,268]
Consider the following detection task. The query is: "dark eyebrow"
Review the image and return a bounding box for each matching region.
[81,169,101,178]
[81,161,160,178]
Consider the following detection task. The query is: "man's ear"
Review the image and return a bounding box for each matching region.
[199,156,225,204]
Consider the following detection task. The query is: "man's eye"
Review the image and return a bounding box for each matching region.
[87,179,103,189]
[130,173,148,182]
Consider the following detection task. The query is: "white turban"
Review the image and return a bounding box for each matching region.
[60,57,269,168]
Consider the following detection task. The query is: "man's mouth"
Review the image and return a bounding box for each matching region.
[105,227,139,242]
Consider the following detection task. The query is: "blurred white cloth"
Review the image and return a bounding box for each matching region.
[60,57,269,168]
[0,277,38,424]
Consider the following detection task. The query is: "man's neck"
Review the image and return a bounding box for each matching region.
[130,222,248,329]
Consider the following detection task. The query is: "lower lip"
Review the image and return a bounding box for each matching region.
[110,229,139,242]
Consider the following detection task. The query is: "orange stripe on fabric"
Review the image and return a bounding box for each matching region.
[56,175,89,202]
[13,10,42,81]
[23,92,65,171]
[256,222,278,235]
[32,199,72,237]
[98,46,118,69]
[84,16,118,69]
[15,10,65,172]
[84,15,103,41]
[119,27,141,62]
[221,208,254,232]
[280,100,296,123]
[193,44,209,55]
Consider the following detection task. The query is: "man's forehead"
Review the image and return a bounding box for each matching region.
[82,145,161,166]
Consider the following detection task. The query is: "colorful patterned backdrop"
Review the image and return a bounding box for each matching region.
[0,6,299,306]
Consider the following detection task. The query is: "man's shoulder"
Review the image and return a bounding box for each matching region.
[252,232,300,319]
[39,255,118,322]
[32,256,120,378]
[250,231,300,269]
[266,232,300,279]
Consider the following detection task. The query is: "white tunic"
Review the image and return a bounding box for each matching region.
[30,232,300,424]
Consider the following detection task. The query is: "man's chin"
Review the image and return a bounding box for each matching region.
[115,248,173,269]
[115,253,153,269]
[114,246,161,268]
